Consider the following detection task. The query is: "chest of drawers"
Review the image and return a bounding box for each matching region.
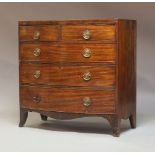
[19,19,136,137]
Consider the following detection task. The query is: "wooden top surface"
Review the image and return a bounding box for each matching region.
[19,19,136,26]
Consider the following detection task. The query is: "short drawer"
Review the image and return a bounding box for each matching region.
[20,43,116,63]
[62,25,116,41]
[20,64,115,87]
[19,25,60,41]
[20,86,115,113]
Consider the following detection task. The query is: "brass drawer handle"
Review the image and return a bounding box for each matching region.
[82,48,91,58]
[83,30,91,40]
[83,71,91,81]
[33,31,40,40]
[83,97,92,107]
[33,96,41,103]
[33,48,41,57]
[33,70,41,79]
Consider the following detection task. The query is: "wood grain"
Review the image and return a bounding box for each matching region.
[117,20,136,125]
[20,85,115,113]
[62,25,116,41]
[19,19,118,26]
[20,43,116,63]
[20,64,116,87]
[18,19,137,136]
[19,25,60,41]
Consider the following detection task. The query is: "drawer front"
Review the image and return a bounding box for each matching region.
[19,26,60,41]
[20,86,115,113]
[20,43,116,63]
[62,25,116,41]
[20,43,60,61]
[20,64,115,87]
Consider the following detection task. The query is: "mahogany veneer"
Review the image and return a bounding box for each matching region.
[19,19,137,137]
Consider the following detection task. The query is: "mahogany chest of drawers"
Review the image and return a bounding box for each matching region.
[19,19,136,137]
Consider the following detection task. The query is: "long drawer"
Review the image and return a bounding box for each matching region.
[20,64,115,87]
[20,86,115,113]
[20,43,116,63]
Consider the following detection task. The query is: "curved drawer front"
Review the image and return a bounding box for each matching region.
[20,64,115,87]
[20,43,116,63]
[62,25,116,42]
[20,86,115,113]
[19,25,60,41]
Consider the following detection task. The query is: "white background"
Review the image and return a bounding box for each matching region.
[0,3,154,151]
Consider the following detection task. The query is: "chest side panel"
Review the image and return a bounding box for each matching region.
[117,20,136,119]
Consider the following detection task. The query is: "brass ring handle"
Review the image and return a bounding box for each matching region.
[33,70,41,79]
[82,48,91,58]
[83,71,91,81]
[33,48,41,57]
[33,31,40,40]
[83,30,91,40]
[33,96,41,103]
[83,97,92,107]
